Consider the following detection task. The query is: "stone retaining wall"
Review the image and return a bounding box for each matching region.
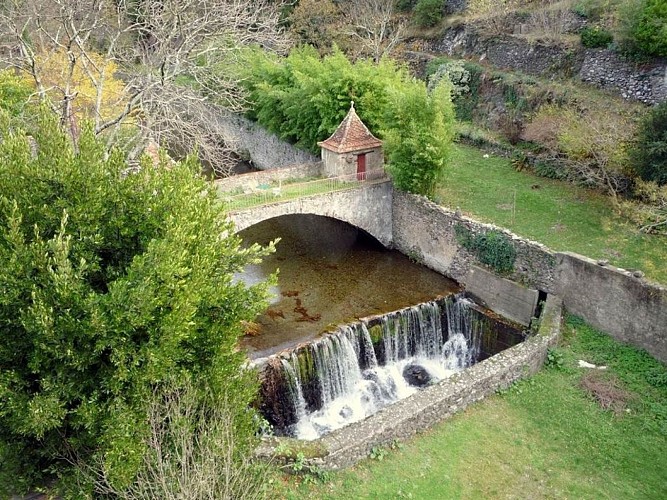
[392,190,667,363]
[257,295,562,471]
[392,191,557,293]
[579,49,667,105]
[421,26,666,104]
[216,113,318,170]
[555,252,667,362]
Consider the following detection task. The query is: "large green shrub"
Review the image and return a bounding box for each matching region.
[413,0,444,27]
[580,25,614,47]
[621,0,667,58]
[239,45,394,152]
[631,102,667,185]
[384,80,456,198]
[0,109,273,495]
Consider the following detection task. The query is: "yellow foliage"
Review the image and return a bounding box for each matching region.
[28,50,129,125]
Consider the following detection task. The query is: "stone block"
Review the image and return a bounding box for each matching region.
[463,265,538,326]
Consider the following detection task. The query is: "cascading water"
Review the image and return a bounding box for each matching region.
[265,294,487,440]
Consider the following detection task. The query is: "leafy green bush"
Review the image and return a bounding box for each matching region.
[620,0,667,58]
[0,71,32,118]
[428,59,472,97]
[90,381,270,498]
[238,45,398,152]
[396,0,419,12]
[573,0,613,20]
[451,62,483,122]
[425,56,451,79]
[0,109,273,495]
[455,225,517,273]
[630,102,667,185]
[413,0,444,27]
[581,25,614,47]
[384,80,456,198]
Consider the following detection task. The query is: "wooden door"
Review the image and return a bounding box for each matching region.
[356,153,366,180]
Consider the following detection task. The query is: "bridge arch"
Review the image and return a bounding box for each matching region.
[228,182,393,247]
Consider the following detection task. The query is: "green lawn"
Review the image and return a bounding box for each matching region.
[273,317,667,499]
[436,144,667,284]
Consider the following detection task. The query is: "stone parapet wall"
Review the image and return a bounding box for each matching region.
[392,190,556,293]
[230,181,394,247]
[555,252,667,362]
[392,190,667,363]
[215,163,322,193]
[257,295,563,471]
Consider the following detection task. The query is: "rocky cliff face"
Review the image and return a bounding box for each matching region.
[408,22,666,105]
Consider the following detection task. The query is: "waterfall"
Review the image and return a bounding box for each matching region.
[268,295,485,440]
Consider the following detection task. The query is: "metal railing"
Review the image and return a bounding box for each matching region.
[220,169,388,212]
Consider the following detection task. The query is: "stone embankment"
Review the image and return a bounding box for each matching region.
[216,113,318,170]
[579,49,667,105]
[413,23,666,105]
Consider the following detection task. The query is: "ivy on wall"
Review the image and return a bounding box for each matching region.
[455,224,517,273]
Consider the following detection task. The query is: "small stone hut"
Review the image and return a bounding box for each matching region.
[317,102,383,179]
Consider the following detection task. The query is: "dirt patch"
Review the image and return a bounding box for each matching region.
[603,248,623,259]
[579,371,636,415]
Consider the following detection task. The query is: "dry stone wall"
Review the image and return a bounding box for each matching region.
[579,49,667,105]
[420,26,666,104]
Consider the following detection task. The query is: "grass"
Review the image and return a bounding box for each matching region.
[436,144,667,283]
[272,316,667,499]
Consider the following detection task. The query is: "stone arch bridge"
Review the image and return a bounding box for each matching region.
[227,180,394,247]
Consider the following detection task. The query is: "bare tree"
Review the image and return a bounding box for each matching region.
[0,0,289,176]
[557,108,634,206]
[87,382,269,499]
[339,0,405,61]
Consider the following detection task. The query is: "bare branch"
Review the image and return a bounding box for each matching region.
[85,382,269,499]
[0,0,290,174]
[339,0,405,61]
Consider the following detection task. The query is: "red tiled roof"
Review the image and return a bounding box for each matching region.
[317,102,382,154]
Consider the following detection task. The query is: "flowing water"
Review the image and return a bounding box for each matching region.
[238,214,460,359]
[265,295,485,440]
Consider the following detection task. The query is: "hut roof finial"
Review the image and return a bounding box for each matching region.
[351,100,355,109]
